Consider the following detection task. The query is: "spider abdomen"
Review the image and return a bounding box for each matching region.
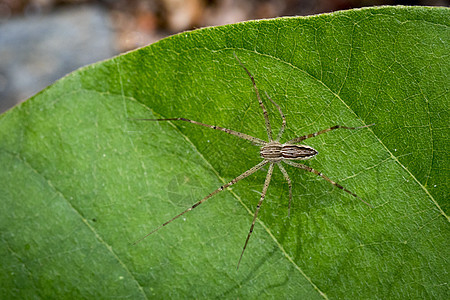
[260,143,318,161]
[282,144,318,160]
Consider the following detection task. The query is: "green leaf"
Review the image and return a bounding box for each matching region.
[1,6,448,299]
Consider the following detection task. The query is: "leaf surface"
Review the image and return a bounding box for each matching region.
[1,6,448,299]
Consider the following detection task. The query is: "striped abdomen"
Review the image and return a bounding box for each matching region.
[260,143,318,161]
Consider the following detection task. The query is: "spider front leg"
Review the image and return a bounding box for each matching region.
[284,160,371,207]
[264,91,287,142]
[131,117,266,146]
[234,53,274,142]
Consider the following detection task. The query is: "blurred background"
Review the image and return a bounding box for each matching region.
[0,0,447,113]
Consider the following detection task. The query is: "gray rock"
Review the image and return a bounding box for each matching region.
[0,5,116,113]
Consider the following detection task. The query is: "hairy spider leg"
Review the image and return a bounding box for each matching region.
[264,91,287,142]
[237,162,275,270]
[277,163,293,216]
[287,124,375,144]
[284,160,372,207]
[132,117,267,146]
[234,53,274,142]
[133,160,270,245]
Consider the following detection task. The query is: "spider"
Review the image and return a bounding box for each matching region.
[133,54,374,269]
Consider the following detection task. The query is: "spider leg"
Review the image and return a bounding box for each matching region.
[237,163,275,270]
[287,123,375,144]
[277,163,293,217]
[284,161,371,207]
[264,91,286,142]
[133,160,270,245]
[132,118,267,146]
[233,53,274,142]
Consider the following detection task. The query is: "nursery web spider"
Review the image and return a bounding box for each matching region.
[133,54,373,270]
